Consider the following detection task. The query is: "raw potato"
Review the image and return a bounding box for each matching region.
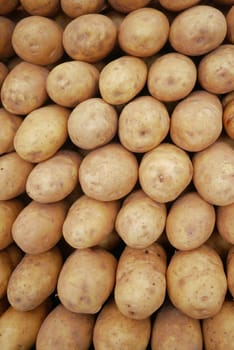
[0,251,14,298]
[0,63,8,89]
[7,247,63,311]
[57,247,117,314]
[151,303,203,350]
[1,61,49,115]
[217,202,234,244]
[63,14,117,62]
[0,108,22,155]
[26,150,82,203]
[5,243,23,268]
[68,98,118,150]
[222,91,234,107]
[0,17,15,59]
[12,200,67,254]
[159,0,201,11]
[115,243,167,319]
[98,230,122,251]
[169,6,227,56]
[206,229,232,261]
[79,143,138,201]
[167,245,227,319]
[20,0,60,16]
[14,104,69,163]
[108,0,151,13]
[93,299,151,350]
[99,56,147,105]
[36,304,95,350]
[118,96,170,153]
[227,247,234,297]
[61,0,105,18]
[63,195,120,249]
[223,100,234,139]
[227,5,234,43]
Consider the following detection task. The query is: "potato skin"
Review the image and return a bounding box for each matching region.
[20,0,60,17]
[0,17,15,59]
[0,108,22,155]
[107,0,151,13]
[217,202,234,244]
[61,0,105,18]
[227,5,234,44]
[223,100,234,140]
[0,251,14,299]
[159,0,201,11]
[227,247,234,298]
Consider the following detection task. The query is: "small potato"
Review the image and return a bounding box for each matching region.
[68,98,118,150]
[0,152,33,200]
[36,304,95,350]
[1,61,49,115]
[0,251,14,299]
[151,303,203,350]
[227,247,234,298]
[12,16,64,65]
[63,195,120,249]
[147,53,197,102]
[107,0,151,13]
[61,0,105,18]
[169,6,227,56]
[167,245,227,319]
[223,100,234,139]
[12,200,67,254]
[79,143,138,201]
[63,14,117,62]
[0,17,15,59]
[139,143,193,203]
[20,0,60,16]
[217,203,234,244]
[26,150,82,203]
[206,229,232,261]
[99,56,147,105]
[57,248,117,314]
[7,247,63,311]
[14,104,69,163]
[227,6,234,43]
[93,299,151,350]
[159,0,201,11]
[115,243,167,319]
[0,108,22,155]
[118,96,170,153]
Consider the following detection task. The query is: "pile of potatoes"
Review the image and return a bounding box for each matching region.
[1,0,234,349]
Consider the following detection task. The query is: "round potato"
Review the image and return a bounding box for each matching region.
[20,0,59,16]
[61,0,105,18]
[0,1,19,15]
[159,0,201,11]
[223,100,234,139]
[107,0,151,13]
[0,109,22,155]
[0,17,15,59]
[227,5,234,43]
[217,203,234,244]
[227,246,234,298]
[0,251,14,299]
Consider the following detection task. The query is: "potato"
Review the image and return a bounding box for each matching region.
[0,63,8,88]
[20,0,60,17]
[167,245,227,319]
[118,96,170,153]
[202,301,234,350]
[115,243,167,319]
[107,0,151,13]
[1,61,49,115]
[198,45,234,94]
[227,6,234,43]
[12,16,64,65]
[68,98,118,150]
[99,56,147,105]
[0,108,22,155]
[26,150,81,203]
[63,14,117,62]
[170,90,223,152]
[193,138,234,206]
[169,6,227,56]
[115,191,166,248]
[139,143,193,203]
[36,304,95,350]
[159,0,201,11]
[5,243,23,268]
[61,0,105,18]
[227,247,234,298]
[217,202,234,244]
[79,143,138,201]
[7,247,62,311]
[0,251,14,299]
[148,53,197,102]
[223,100,234,139]
[0,152,33,200]
[0,301,50,350]
[206,229,232,261]
[0,17,15,59]
[222,91,234,107]
[97,230,122,251]
[14,104,69,163]
[12,200,67,254]
[57,247,117,314]
[151,303,203,350]
[63,195,120,249]
[93,299,151,350]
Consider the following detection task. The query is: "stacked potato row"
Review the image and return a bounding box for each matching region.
[0,0,234,349]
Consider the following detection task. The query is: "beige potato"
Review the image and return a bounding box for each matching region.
[167,245,227,319]
[227,246,234,298]
[115,243,167,319]
[99,55,147,105]
[61,0,105,18]
[107,0,151,13]
[159,0,201,11]
[0,108,22,155]
[14,104,69,163]
[0,17,15,59]
[20,0,59,16]
[118,96,170,153]
[227,5,234,43]
[0,251,14,299]
[223,100,234,139]
[206,229,232,261]
[57,247,117,314]
[36,304,95,350]
[217,202,234,244]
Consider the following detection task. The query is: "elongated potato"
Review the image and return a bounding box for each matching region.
[227,246,234,298]
[0,108,22,155]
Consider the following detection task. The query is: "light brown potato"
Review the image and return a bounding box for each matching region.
[203,301,234,350]
[148,53,197,102]
[36,304,95,350]
[223,100,234,139]
[12,16,64,65]
[14,104,69,163]
[93,299,151,350]
[169,6,227,56]
[20,0,59,16]
[0,17,15,59]
[108,0,151,13]
[79,143,138,201]
[227,246,234,298]
[0,152,34,200]
[167,245,227,319]
[151,303,203,350]
[1,61,49,115]
[61,0,105,18]
[206,229,232,261]
[0,251,14,299]
[63,195,119,249]
[68,98,118,150]
[115,243,167,319]
[159,0,201,11]
[7,247,63,311]
[222,91,234,107]
[0,108,22,155]
[227,5,234,43]
[139,143,193,203]
[0,1,19,15]
[198,45,234,94]
[99,56,147,105]
[118,96,170,153]
[57,247,117,314]
[217,203,234,244]
[12,200,67,254]
[170,90,223,152]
